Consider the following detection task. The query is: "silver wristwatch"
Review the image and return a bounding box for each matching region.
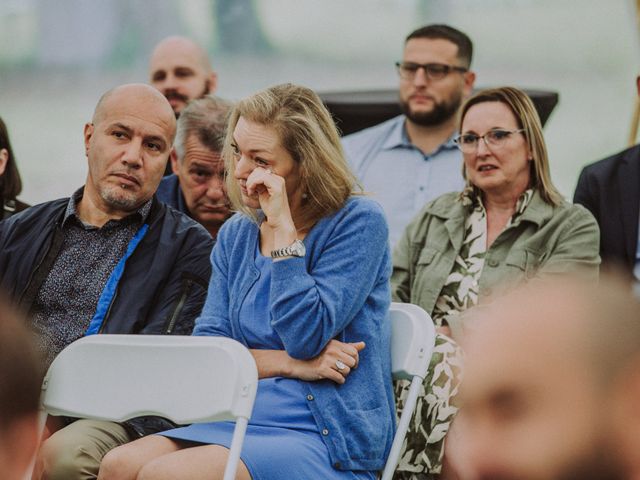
[271,239,306,258]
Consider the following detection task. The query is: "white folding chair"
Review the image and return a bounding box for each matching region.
[381,302,436,480]
[33,335,257,480]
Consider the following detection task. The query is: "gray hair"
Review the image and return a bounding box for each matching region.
[174,95,233,161]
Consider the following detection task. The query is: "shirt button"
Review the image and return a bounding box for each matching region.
[488,259,499,267]
[334,462,341,468]
[322,428,329,436]
[306,394,314,401]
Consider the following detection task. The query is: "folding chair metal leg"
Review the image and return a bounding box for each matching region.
[381,375,424,480]
[223,417,249,480]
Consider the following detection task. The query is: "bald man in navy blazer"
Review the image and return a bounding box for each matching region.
[574,76,640,281]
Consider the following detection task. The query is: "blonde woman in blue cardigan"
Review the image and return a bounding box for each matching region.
[99,84,395,480]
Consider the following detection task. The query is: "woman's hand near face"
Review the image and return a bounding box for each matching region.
[246,166,296,233]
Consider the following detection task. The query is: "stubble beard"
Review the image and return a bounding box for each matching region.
[400,90,463,127]
[99,184,142,212]
[172,81,211,119]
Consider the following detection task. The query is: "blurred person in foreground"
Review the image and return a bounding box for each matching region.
[100,83,395,480]
[574,75,640,294]
[149,36,218,118]
[0,84,213,480]
[391,86,600,478]
[458,275,640,480]
[0,116,29,219]
[156,95,233,238]
[0,296,43,480]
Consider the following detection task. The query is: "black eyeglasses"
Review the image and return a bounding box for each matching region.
[453,129,525,153]
[395,62,468,81]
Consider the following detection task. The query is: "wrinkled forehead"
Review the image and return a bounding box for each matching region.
[97,91,176,141]
[233,116,282,152]
[461,101,520,131]
[182,135,224,167]
[403,37,461,64]
[149,44,208,74]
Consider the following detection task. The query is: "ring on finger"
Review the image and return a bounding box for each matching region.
[335,360,346,371]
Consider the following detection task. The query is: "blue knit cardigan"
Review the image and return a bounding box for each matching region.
[193,196,395,471]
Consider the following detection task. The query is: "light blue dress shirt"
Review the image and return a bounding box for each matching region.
[342,115,465,247]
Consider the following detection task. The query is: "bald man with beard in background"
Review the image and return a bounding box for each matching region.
[149,36,218,118]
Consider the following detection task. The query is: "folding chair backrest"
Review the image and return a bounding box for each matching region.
[34,335,258,480]
[42,335,258,425]
[381,302,436,480]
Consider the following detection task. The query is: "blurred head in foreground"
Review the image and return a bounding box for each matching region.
[0,296,43,480]
[459,274,640,480]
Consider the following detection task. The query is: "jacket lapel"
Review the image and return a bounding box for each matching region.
[510,190,554,229]
[618,149,640,265]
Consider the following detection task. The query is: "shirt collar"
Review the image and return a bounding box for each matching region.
[380,116,412,150]
[381,115,458,155]
[461,186,535,221]
[63,187,152,228]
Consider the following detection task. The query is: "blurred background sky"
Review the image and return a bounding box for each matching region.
[0,0,638,204]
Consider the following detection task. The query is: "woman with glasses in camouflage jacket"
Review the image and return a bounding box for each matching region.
[391,86,600,479]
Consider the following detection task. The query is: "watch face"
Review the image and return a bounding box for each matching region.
[291,240,306,257]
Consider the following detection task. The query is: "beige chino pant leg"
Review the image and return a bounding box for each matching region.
[33,419,131,480]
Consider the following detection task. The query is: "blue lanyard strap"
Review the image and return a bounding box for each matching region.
[85,223,149,335]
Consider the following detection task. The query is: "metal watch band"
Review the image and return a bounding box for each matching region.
[270,239,305,258]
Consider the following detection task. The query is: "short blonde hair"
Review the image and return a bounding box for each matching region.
[459,87,563,206]
[223,83,359,232]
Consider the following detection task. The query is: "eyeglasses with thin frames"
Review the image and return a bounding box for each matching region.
[395,61,468,81]
[453,129,525,154]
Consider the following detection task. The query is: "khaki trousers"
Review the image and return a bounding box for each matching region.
[32,419,131,480]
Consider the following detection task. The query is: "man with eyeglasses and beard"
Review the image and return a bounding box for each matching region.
[342,24,476,246]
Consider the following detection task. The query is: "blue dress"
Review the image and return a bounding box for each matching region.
[161,245,376,480]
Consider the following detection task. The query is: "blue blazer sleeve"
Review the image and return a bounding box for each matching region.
[269,198,390,359]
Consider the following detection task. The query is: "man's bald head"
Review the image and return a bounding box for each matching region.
[459,275,640,480]
[92,83,176,139]
[149,36,217,116]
